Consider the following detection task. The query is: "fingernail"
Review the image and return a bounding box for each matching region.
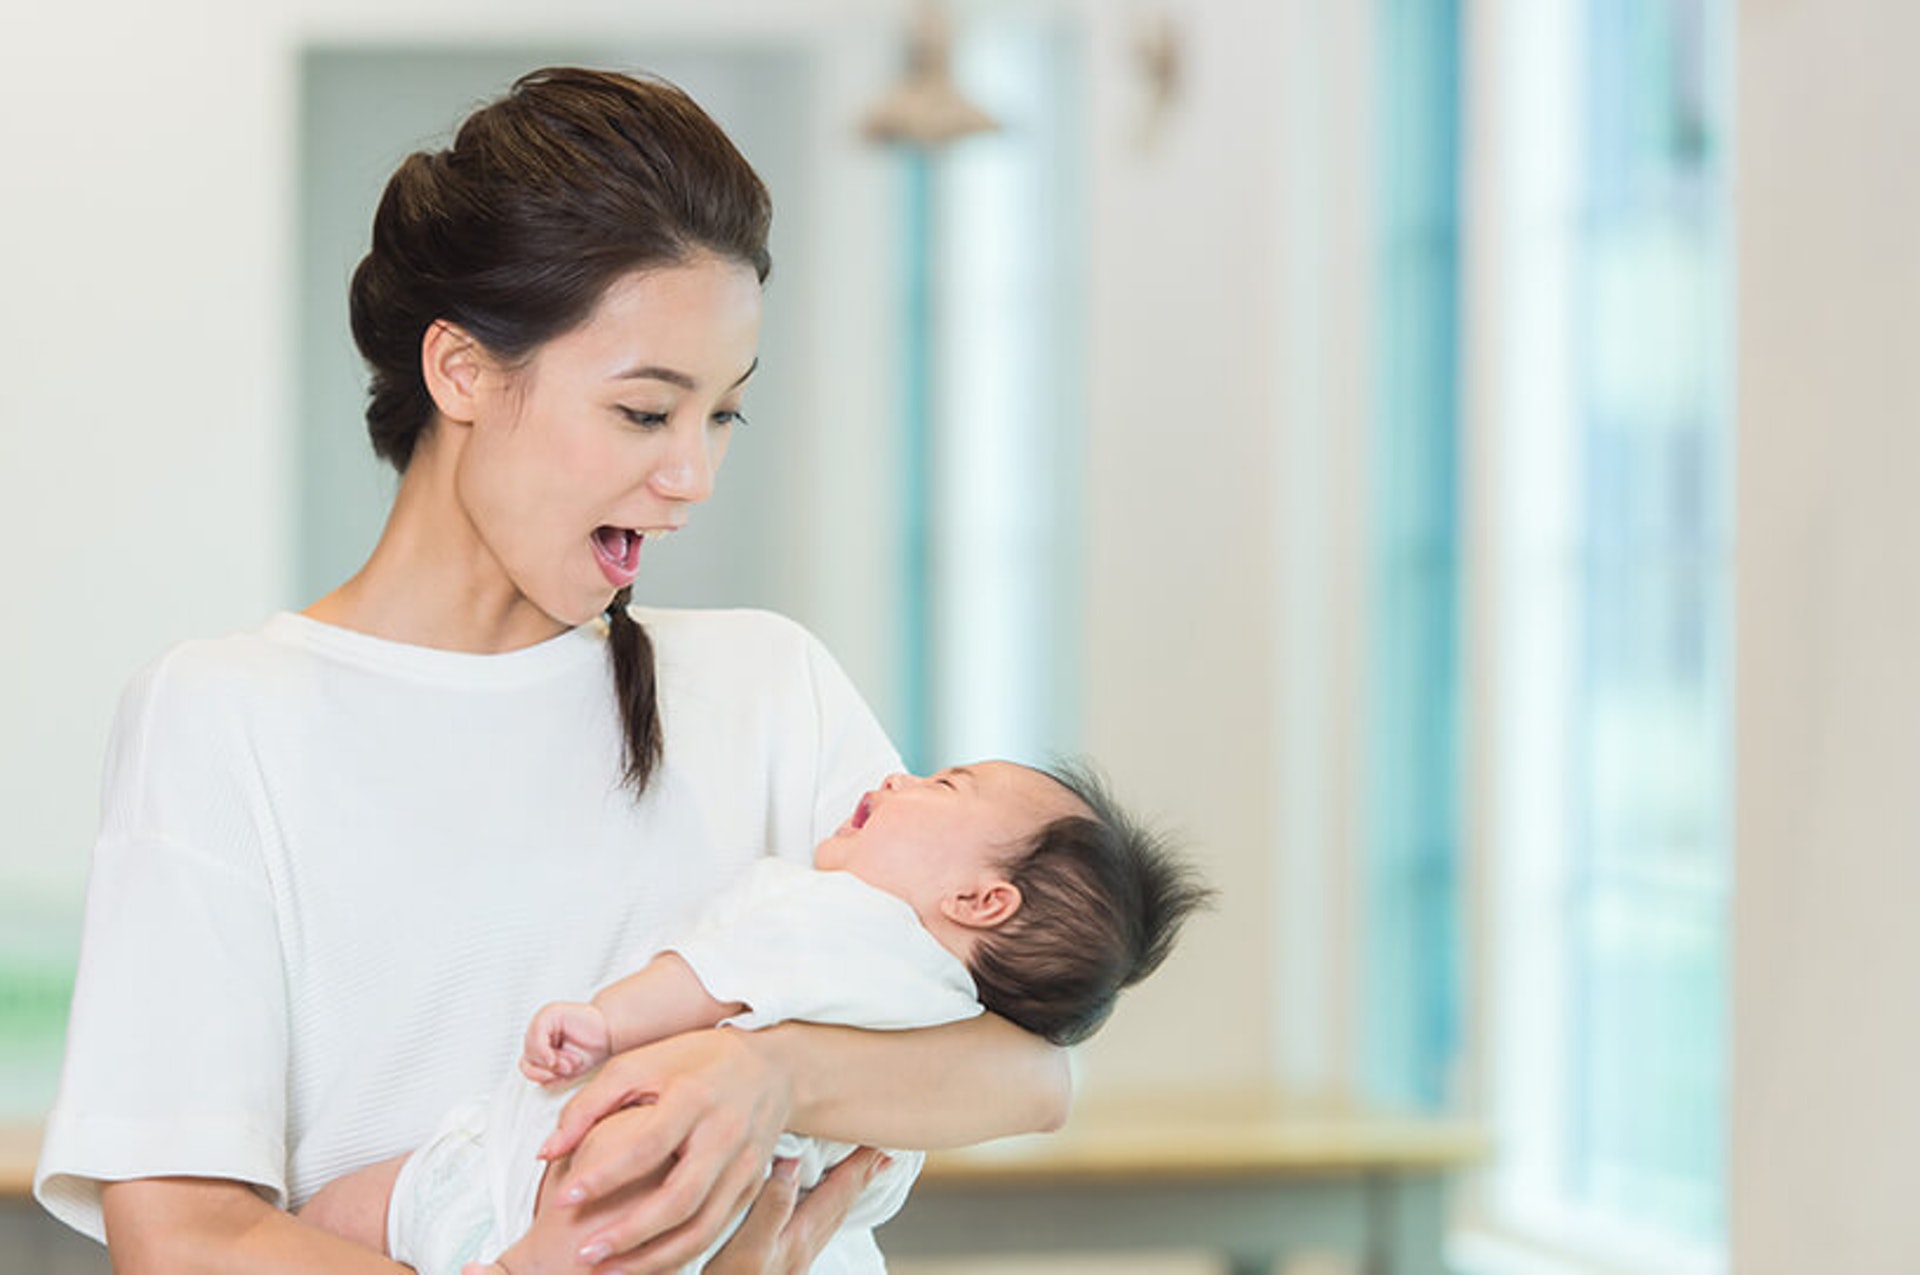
[772,1157,799,1181]
[578,1241,611,1263]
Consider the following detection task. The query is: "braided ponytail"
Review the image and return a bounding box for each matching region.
[603,586,664,794]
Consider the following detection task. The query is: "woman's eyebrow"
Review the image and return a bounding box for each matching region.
[613,357,759,390]
[614,364,696,389]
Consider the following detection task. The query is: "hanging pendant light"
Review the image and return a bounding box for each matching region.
[862,0,1000,147]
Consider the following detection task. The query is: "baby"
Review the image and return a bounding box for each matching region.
[300,760,1209,1274]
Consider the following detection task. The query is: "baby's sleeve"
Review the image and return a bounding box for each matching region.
[668,861,981,1033]
[35,655,291,1241]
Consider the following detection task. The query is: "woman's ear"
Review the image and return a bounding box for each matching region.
[940,881,1022,930]
[420,319,488,425]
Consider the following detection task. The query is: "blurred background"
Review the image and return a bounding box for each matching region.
[2,1,1916,1272]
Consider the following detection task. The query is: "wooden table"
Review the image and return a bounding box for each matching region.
[0,1125,39,1198]
[879,1093,1489,1275]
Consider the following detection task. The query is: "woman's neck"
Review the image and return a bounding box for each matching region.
[303,430,571,654]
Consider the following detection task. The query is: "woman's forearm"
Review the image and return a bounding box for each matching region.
[102,1177,410,1275]
[748,1014,1071,1150]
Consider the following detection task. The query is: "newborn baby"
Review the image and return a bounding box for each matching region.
[300,760,1209,1274]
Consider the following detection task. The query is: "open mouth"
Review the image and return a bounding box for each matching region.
[591,526,643,588]
[851,792,874,829]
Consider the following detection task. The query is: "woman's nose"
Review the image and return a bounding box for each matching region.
[649,425,718,504]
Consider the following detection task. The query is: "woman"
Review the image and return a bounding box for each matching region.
[34,67,1067,1274]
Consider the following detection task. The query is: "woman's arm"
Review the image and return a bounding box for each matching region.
[542,1014,1067,1174]
[757,1013,1071,1148]
[101,1178,411,1274]
[530,1016,1068,1274]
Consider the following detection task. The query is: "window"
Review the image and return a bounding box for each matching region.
[1473,0,1733,1265]
[1362,0,1733,1264]
[889,17,1082,772]
[1367,0,1466,1113]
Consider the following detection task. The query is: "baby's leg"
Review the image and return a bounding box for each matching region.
[297,1151,411,1254]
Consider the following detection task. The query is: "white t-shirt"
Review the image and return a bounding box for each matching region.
[35,606,901,1242]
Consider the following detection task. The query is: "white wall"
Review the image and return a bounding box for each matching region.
[1732,2,1920,1271]
[1069,0,1296,1095]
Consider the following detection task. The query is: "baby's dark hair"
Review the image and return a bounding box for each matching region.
[968,762,1213,1046]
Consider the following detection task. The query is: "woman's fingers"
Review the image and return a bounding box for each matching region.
[521,1028,790,1272]
[539,1047,660,1162]
[544,1031,788,1198]
[730,1158,801,1252]
[577,1102,762,1270]
[701,1159,799,1273]
[554,1101,695,1210]
[779,1147,889,1263]
[699,1147,890,1275]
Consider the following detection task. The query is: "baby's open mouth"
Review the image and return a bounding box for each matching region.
[851,793,874,829]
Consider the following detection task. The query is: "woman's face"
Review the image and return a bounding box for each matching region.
[455,255,763,631]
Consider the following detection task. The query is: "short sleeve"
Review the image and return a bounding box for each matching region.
[798,630,903,850]
[669,861,980,1033]
[35,656,291,1241]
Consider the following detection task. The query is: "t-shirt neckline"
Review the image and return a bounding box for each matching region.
[262,610,606,687]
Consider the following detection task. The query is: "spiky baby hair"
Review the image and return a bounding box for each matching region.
[968,761,1214,1045]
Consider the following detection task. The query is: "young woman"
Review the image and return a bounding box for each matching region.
[34,68,1067,1275]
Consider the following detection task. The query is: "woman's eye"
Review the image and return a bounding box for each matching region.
[617,407,670,429]
[711,409,748,428]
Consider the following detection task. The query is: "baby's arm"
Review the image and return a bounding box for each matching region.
[521,952,747,1084]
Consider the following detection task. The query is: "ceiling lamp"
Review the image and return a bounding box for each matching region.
[862,0,1001,147]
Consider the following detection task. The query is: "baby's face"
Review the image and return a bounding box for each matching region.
[815,762,1085,918]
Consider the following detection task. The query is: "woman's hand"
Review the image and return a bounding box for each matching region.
[704,1149,890,1275]
[536,1027,792,1274]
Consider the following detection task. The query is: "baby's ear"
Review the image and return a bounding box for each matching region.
[940,880,1022,930]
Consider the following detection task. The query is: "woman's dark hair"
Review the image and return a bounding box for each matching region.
[968,762,1215,1046]
[348,67,773,797]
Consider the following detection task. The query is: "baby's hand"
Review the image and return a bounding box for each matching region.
[520,1000,613,1086]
